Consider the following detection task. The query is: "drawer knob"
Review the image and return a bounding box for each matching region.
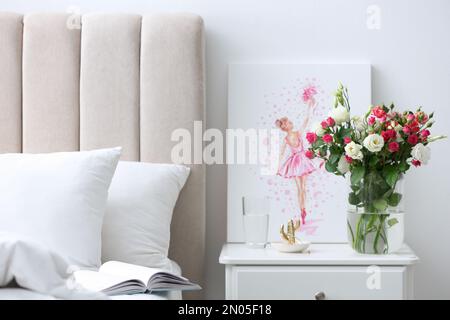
[314,291,326,300]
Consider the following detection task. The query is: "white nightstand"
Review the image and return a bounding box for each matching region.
[219,243,419,300]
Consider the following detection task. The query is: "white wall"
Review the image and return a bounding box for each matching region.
[2,0,449,299]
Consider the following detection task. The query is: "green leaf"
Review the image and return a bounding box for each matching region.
[313,140,325,148]
[399,161,409,173]
[325,161,337,173]
[329,153,340,164]
[366,204,377,213]
[350,185,359,192]
[338,128,352,140]
[383,166,399,188]
[358,170,391,207]
[319,148,327,157]
[382,188,394,199]
[387,218,399,227]
[348,192,360,205]
[350,166,365,186]
[388,193,402,207]
[369,156,378,167]
[373,199,388,211]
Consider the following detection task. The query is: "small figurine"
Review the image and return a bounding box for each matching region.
[273,218,310,253]
[280,218,301,245]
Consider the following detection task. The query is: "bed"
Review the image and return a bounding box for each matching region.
[0,12,205,299]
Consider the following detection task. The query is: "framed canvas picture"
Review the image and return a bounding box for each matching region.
[227,63,371,243]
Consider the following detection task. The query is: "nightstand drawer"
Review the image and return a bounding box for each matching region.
[226,265,407,300]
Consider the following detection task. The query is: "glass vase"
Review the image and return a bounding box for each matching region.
[347,172,405,254]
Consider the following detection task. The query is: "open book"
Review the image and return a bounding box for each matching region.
[74,261,201,295]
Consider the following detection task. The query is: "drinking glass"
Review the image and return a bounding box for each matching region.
[242,196,269,248]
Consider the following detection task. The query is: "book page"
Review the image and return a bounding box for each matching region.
[99,261,165,284]
[73,269,136,292]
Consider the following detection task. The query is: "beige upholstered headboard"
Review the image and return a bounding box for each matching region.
[0,12,205,298]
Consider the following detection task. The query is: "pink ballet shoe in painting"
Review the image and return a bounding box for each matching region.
[301,208,307,225]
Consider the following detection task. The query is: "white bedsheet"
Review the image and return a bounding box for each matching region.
[0,232,182,300]
[0,288,181,300]
[0,232,105,299]
[0,288,57,300]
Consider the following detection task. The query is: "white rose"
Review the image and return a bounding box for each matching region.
[329,106,350,125]
[363,134,384,152]
[411,143,431,164]
[337,155,350,174]
[352,116,366,132]
[312,121,326,136]
[345,141,364,160]
[352,116,367,141]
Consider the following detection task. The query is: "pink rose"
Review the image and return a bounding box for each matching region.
[407,113,415,121]
[321,121,328,129]
[381,131,390,142]
[381,129,396,142]
[402,126,411,135]
[305,150,315,159]
[326,117,336,127]
[420,129,430,142]
[420,129,430,138]
[388,141,399,153]
[368,116,376,126]
[322,134,333,144]
[345,155,353,164]
[343,136,352,144]
[372,106,386,118]
[407,134,418,145]
[410,120,420,133]
[389,129,397,138]
[306,132,318,144]
[412,159,421,167]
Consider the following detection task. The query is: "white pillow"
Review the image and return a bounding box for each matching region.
[0,148,121,268]
[102,161,190,268]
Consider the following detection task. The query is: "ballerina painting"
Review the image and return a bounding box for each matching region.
[275,85,317,225]
[227,63,371,242]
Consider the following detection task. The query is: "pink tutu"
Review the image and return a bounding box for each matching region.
[277,133,315,178]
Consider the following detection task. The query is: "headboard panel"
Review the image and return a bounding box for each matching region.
[23,14,81,153]
[0,13,22,153]
[0,12,205,298]
[80,14,141,160]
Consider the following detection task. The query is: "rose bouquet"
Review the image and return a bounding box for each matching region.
[305,83,446,254]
